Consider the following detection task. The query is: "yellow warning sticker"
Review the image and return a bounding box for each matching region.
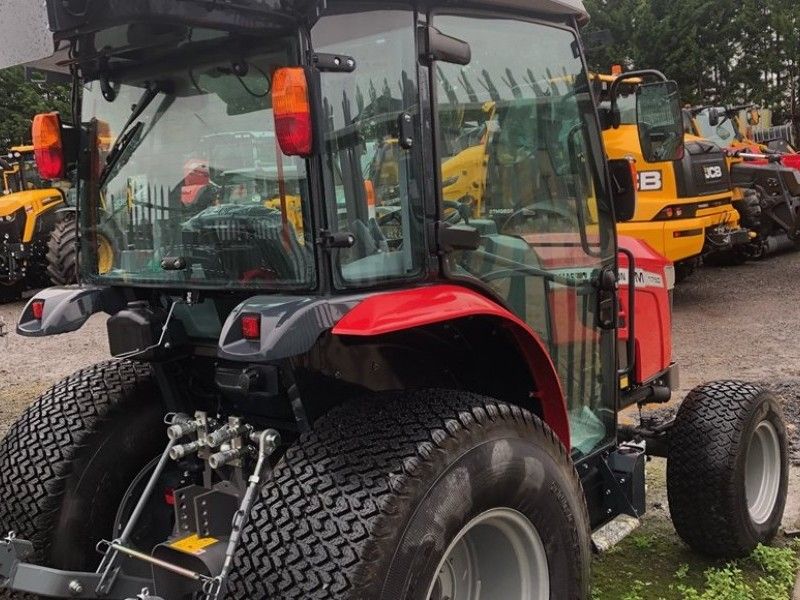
[170,534,218,555]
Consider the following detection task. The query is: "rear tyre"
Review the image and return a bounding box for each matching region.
[0,281,24,303]
[45,214,78,285]
[0,361,168,579]
[667,381,788,558]
[228,390,591,599]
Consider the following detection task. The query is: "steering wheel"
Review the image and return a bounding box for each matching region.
[500,201,579,234]
[442,199,472,225]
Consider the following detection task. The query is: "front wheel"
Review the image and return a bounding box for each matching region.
[227,390,591,599]
[667,381,788,558]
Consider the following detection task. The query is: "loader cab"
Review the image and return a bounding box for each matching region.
[1,146,47,194]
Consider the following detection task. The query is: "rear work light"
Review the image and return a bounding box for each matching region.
[32,112,66,180]
[241,314,261,341]
[272,67,313,157]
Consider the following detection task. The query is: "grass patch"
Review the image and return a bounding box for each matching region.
[592,520,799,600]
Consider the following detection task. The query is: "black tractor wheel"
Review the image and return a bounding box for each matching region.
[45,214,78,286]
[227,390,591,600]
[667,381,788,558]
[0,281,24,304]
[0,361,175,584]
[674,259,698,284]
[704,248,749,267]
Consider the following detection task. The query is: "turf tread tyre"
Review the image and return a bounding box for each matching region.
[0,360,155,567]
[45,215,77,286]
[667,380,788,558]
[227,389,590,600]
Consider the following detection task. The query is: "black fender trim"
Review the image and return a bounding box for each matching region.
[16,286,125,337]
[217,295,365,362]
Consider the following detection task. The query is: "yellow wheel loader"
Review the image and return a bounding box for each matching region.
[594,72,750,279]
[686,105,800,260]
[0,145,71,302]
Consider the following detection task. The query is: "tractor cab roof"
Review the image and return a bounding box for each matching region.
[0,0,588,72]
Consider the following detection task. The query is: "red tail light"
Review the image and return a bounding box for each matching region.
[31,299,45,320]
[32,112,66,180]
[272,67,313,156]
[241,314,261,340]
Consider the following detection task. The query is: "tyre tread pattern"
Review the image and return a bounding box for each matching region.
[45,215,78,286]
[0,360,152,565]
[667,380,783,557]
[227,389,588,599]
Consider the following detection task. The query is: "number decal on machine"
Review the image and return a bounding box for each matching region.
[638,171,663,191]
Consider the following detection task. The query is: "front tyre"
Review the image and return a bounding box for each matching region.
[228,390,591,600]
[667,381,788,558]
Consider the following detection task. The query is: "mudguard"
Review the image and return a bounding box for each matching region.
[218,296,363,362]
[333,285,571,448]
[17,286,123,337]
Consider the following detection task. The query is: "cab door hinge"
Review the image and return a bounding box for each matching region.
[594,265,618,330]
[309,51,357,73]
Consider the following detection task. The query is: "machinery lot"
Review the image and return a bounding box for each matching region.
[1,253,800,597]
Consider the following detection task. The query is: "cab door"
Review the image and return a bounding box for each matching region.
[433,13,619,458]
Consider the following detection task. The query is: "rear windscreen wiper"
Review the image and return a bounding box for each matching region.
[98,83,161,187]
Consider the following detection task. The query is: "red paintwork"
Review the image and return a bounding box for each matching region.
[781,154,800,170]
[617,236,673,384]
[523,232,601,346]
[181,159,210,206]
[333,284,571,448]
[732,144,800,171]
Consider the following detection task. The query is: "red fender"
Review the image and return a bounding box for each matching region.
[333,284,570,449]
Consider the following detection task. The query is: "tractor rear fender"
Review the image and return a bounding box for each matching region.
[218,285,569,448]
[331,285,570,448]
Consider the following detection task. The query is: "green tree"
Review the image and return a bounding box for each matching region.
[584,0,800,134]
[0,67,70,150]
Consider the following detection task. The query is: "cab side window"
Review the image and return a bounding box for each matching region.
[434,14,616,457]
[313,9,425,288]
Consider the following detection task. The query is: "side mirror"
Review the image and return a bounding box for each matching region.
[707,107,727,127]
[608,158,637,222]
[636,81,685,163]
[426,26,471,66]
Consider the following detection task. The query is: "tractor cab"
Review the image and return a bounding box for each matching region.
[0,2,787,600]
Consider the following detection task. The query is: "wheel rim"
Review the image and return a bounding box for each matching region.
[112,457,191,577]
[745,420,782,525]
[425,508,549,600]
[97,234,114,274]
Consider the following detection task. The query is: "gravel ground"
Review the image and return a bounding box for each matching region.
[669,251,800,467]
[0,294,109,436]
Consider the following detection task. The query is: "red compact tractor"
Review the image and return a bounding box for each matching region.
[0,1,788,599]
